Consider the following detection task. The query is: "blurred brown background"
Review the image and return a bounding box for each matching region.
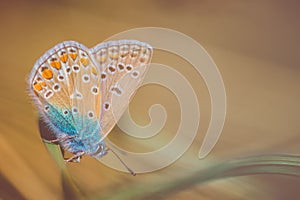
[0,0,300,199]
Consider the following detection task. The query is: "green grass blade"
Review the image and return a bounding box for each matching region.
[93,154,300,200]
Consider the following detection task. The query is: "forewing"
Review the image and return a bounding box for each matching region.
[28,41,101,136]
[91,40,153,137]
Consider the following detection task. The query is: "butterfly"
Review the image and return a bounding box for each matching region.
[28,40,153,174]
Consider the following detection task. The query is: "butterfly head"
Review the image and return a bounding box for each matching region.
[90,142,108,159]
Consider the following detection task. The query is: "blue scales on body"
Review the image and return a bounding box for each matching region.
[46,104,105,158]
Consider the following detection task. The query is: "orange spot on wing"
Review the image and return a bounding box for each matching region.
[50,60,61,70]
[91,67,97,76]
[41,69,53,79]
[33,83,42,91]
[80,58,89,66]
[59,53,68,63]
[40,82,46,87]
[70,53,77,60]
[100,55,107,63]
[109,53,118,59]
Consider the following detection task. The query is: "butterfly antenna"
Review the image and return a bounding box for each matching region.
[107,147,136,176]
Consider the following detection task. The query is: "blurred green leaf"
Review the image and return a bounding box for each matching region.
[40,117,84,200]
[93,154,300,200]
[44,142,84,200]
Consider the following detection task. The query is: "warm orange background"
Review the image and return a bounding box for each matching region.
[0,0,300,199]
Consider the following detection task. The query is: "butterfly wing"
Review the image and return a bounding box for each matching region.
[91,40,153,138]
[28,41,102,140]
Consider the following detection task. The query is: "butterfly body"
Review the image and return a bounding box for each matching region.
[28,40,152,162]
[46,105,105,158]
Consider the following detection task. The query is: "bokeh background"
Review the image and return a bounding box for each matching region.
[1,0,300,199]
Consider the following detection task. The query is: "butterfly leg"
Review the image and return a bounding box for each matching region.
[64,151,85,163]
[42,135,75,144]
